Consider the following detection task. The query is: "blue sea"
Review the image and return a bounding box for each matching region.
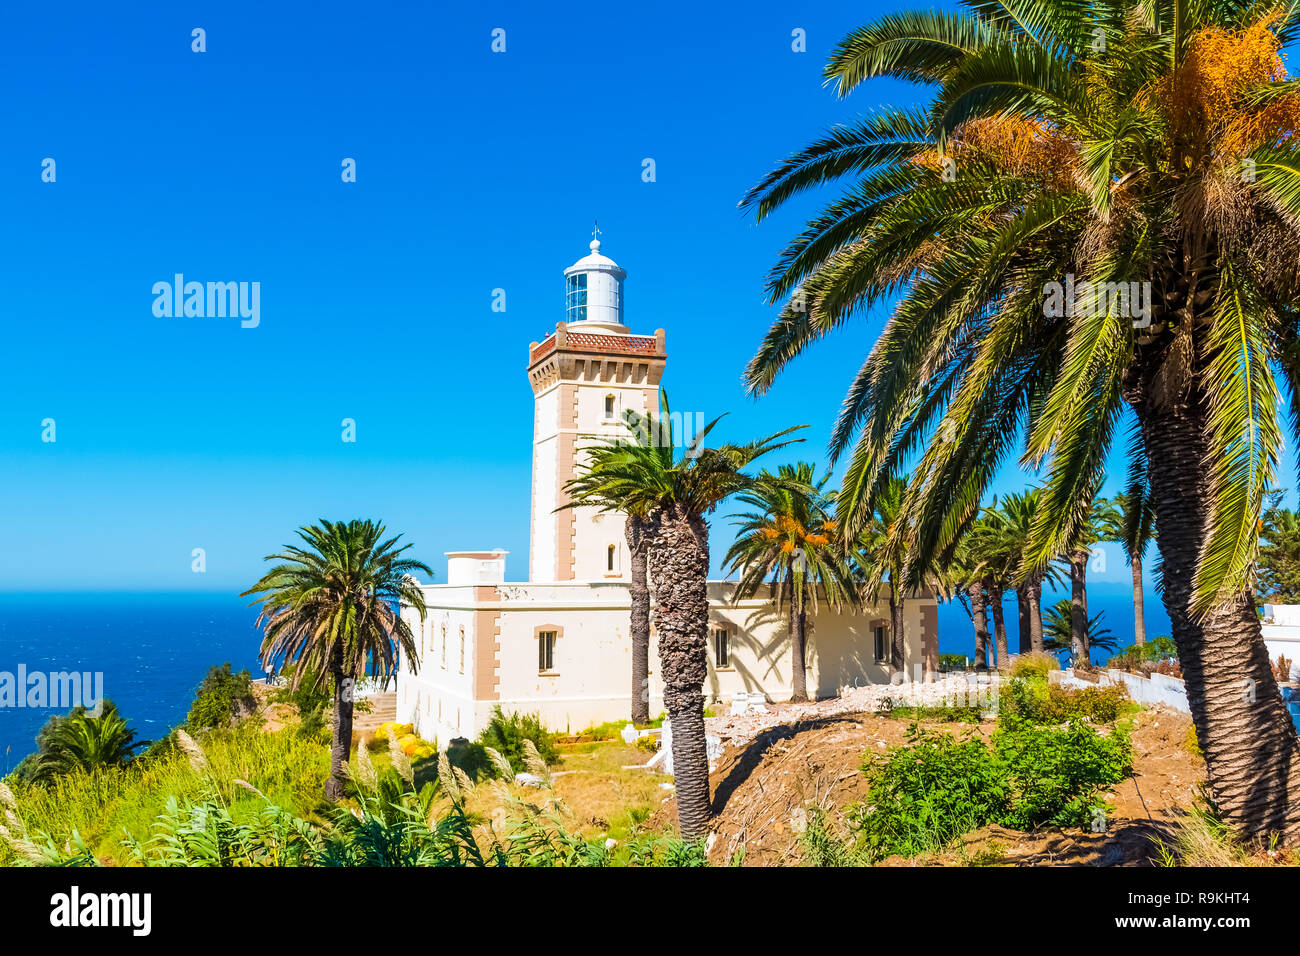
[0,592,265,774]
[936,581,1173,666]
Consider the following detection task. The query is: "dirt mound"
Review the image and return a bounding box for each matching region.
[679,705,1204,866]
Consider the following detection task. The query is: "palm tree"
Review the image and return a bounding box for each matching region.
[967,500,1020,667]
[1100,480,1158,646]
[740,1,1300,838]
[1043,599,1117,657]
[572,393,802,837]
[999,489,1051,653]
[724,463,855,700]
[851,476,914,680]
[1062,495,1118,664]
[24,701,146,783]
[243,520,432,801]
[564,408,662,723]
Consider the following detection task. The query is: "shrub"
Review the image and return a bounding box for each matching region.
[1000,677,1129,724]
[187,663,257,731]
[443,737,494,781]
[828,714,1133,864]
[1273,653,1294,684]
[993,715,1131,829]
[847,725,1008,861]
[1108,636,1179,672]
[477,707,559,773]
[938,654,969,672]
[1008,652,1059,682]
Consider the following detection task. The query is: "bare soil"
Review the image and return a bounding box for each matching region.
[662,703,1205,866]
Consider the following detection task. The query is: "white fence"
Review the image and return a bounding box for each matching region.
[1054,667,1190,713]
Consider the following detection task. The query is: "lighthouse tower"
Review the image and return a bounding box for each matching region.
[526,238,666,582]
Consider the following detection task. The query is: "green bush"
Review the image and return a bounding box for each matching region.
[993,715,1132,829]
[187,663,257,731]
[1007,651,1060,681]
[1108,636,1179,671]
[835,715,1133,863]
[848,725,1009,860]
[1000,677,1129,724]
[477,707,559,773]
[443,737,494,781]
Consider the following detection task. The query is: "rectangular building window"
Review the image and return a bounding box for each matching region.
[873,625,888,663]
[539,630,556,672]
[712,627,730,668]
[458,627,465,674]
[441,625,447,668]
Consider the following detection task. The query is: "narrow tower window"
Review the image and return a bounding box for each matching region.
[607,544,616,572]
[539,630,556,672]
[604,394,616,419]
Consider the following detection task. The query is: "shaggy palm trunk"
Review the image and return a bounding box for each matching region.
[987,581,1008,668]
[790,599,809,702]
[1016,586,1031,654]
[647,503,712,840]
[326,659,354,802]
[1028,578,1044,653]
[969,582,989,672]
[1131,347,1300,841]
[627,517,651,724]
[889,582,905,683]
[1070,551,1090,664]
[1131,554,1147,647]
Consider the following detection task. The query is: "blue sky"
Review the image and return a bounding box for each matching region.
[1,0,1294,596]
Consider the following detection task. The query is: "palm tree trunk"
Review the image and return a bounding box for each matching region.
[326,661,354,802]
[1133,360,1300,841]
[969,582,989,672]
[646,503,712,840]
[1029,578,1044,653]
[790,599,808,702]
[1070,550,1089,664]
[889,584,905,683]
[627,517,651,724]
[1131,554,1147,647]
[987,581,1008,668]
[1016,586,1031,654]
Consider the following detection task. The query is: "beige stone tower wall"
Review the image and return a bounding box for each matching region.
[526,323,666,582]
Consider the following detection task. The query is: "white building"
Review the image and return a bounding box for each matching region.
[396,239,940,741]
[1262,604,1300,682]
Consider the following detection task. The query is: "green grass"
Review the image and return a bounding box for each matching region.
[1,724,330,865]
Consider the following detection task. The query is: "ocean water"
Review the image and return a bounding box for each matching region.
[0,592,264,773]
[936,581,1174,666]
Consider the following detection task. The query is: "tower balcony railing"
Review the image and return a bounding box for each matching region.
[529,323,665,365]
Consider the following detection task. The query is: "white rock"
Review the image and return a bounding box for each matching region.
[514,772,545,788]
